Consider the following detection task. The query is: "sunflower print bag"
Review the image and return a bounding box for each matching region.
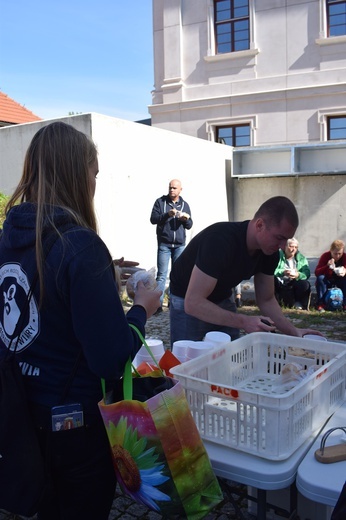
[98,327,223,520]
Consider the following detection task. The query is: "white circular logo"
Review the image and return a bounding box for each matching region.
[0,263,39,352]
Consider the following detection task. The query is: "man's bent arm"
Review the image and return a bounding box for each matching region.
[255,272,323,337]
[185,267,274,334]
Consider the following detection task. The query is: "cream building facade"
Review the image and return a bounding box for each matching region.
[149,0,346,147]
[148,0,346,265]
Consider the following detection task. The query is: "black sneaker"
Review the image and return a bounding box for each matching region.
[153,307,163,316]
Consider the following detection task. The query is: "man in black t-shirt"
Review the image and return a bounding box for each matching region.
[169,196,321,346]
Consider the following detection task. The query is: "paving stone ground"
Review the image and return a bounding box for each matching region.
[2,303,345,520]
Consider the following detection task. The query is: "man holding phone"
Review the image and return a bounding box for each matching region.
[150,179,193,313]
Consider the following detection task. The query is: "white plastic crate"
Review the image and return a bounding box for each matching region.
[170,332,346,460]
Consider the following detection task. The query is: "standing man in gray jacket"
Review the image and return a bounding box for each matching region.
[150,179,193,313]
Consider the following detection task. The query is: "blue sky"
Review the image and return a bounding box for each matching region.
[1,0,154,121]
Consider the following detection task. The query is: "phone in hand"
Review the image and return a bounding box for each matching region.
[261,319,276,332]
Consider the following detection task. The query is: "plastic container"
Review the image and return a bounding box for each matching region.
[133,338,164,367]
[172,340,195,363]
[204,331,231,344]
[186,341,216,361]
[170,332,346,460]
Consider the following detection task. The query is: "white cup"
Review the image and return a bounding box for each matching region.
[145,338,164,354]
[172,340,195,363]
[204,331,231,344]
[334,267,342,275]
[133,338,164,367]
[186,341,215,361]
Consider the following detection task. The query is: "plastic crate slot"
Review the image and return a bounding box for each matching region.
[330,382,344,406]
[293,410,312,437]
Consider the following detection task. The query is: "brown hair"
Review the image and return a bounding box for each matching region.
[254,196,299,229]
[6,121,98,300]
[330,239,345,251]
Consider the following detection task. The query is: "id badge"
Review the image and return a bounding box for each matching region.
[51,403,84,431]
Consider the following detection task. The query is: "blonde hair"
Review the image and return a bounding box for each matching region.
[6,122,98,301]
[330,239,345,252]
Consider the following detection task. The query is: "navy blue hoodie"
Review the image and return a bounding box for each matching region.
[0,203,146,420]
[150,195,193,246]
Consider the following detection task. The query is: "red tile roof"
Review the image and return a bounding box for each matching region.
[0,91,42,124]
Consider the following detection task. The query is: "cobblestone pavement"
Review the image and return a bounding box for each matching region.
[0,481,255,520]
[2,303,345,520]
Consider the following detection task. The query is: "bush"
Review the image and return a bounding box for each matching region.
[0,193,9,228]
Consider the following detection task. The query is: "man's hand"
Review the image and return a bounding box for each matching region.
[241,315,276,334]
[178,212,190,221]
[114,257,139,268]
[113,258,141,282]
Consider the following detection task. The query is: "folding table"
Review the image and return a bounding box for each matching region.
[296,401,346,515]
[204,430,320,520]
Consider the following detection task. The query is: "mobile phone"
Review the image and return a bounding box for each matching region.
[261,318,276,333]
[51,403,84,431]
[261,319,271,326]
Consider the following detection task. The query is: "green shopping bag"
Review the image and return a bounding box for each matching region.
[98,325,223,519]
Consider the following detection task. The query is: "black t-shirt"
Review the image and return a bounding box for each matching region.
[170,221,279,303]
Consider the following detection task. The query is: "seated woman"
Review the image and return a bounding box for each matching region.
[315,239,346,312]
[274,238,311,310]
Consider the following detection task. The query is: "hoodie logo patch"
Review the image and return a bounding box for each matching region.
[0,263,39,352]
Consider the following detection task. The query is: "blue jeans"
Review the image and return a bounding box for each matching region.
[169,294,240,347]
[156,244,185,305]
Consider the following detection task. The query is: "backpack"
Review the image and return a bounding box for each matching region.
[324,287,343,311]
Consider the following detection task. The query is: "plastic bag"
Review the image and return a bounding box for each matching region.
[274,362,319,387]
[126,267,157,299]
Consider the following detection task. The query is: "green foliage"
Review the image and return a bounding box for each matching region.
[0,193,9,228]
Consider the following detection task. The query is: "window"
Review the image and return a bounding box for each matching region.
[217,124,250,146]
[327,0,346,36]
[214,0,249,54]
[328,116,346,139]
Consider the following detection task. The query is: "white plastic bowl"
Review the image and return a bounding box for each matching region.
[204,331,231,344]
[133,338,164,367]
[172,340,195,363]
[186,341,216,360]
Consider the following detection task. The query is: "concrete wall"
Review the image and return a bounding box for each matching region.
[0,113,230,269]
[1,114,344,274]
[0,117,92,196]
[228,174,346,257]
